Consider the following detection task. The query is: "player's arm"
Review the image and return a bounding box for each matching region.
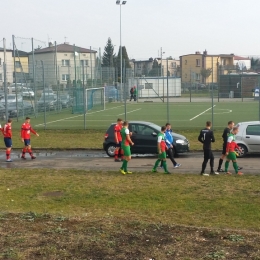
[30,127,39,137]
[157,136,162,154]
[125,129,134,145]
[226,136,232,155]
[21,127,24,142]
[114,127,118,143]
[198,131,204,143]
[235,142,242,152]
[211,131,215,143]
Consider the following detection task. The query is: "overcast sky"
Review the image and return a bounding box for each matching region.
[1,0,260,60]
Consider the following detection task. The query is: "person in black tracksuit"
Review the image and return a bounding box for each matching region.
[198,121,219,176]
[129,87,134,101]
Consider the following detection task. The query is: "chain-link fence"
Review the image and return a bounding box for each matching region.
[1,36,260,130]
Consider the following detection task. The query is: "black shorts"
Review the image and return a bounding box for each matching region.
[116,141,122,148]
[203,149,214,160]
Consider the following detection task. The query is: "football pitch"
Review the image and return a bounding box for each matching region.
[12,100,259,130]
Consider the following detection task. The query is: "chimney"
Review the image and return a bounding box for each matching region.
[195,51,201,55]
[203,49,208,55]
[48,42,53,47]
[64,42,70,45]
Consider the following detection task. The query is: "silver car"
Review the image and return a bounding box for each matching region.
[236,121,260,157]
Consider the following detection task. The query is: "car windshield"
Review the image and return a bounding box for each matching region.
[7,96,15,100]
[39,96,55,101]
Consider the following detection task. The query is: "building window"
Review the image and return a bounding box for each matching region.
[15,61,21,68]
[171,62,176,69]
[137,64,141,68]
[64,54,68,56]
[62,59,70,66]
[185,60,187,65]
[82,54,86,56]
[0,73,2,81]
[196,73,200,80]
[62,74,70,81]
[196,59,200,67]
[80,60,88,66]
[145,83,153,89]
[185,73,187,78]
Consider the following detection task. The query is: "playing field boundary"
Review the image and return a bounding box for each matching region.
[190,105,216,121]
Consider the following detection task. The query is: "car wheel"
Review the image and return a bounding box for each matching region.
[236,144,248,158]
[106,143,116,157]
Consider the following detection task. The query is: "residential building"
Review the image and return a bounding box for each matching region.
[180,50,236,85]
[13,50,29,83]
[28,42,97,86]
[158,58,180,77]
[0,48,14,86]
[234,56,251,70]
[132,58,154,77]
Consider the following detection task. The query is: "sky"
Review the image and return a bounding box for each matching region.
[1,0,260,60]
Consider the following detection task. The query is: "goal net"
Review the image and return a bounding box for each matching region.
[73,87,105,114]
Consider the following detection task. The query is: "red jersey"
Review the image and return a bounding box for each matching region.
[114,124,122,142]
[3,123,12,138]
[21,123,37,139]
[226,141,239,153]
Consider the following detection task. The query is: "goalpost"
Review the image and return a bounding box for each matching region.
[85,87,105,112]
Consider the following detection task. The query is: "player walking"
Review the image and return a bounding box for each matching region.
[217,121,242,173]
[198,121,219,176]
[21,117,39,160]
[152,126,170,174]
[1,119,13,162]
[160,123,181,169]
[225,126,243,175]
[114,118,123,162]
[120,121,134,174]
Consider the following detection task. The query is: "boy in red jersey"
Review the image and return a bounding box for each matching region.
[1,119,13,162]
[21,117,39,160]
[114,118,123,162]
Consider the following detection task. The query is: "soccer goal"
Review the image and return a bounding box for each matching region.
[86,87,105,112]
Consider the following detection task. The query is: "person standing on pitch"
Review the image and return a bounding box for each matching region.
[1,119,13,162]
[133,86,137,101]
[198,121,219,176]
[160,123,181,169]
[114,118,123,162]
[217,121,243,173]
[120,121,134,174]
[21,117,39,160]
[152,126,170,174]
[225,126,243,175]
[129,87,134,101]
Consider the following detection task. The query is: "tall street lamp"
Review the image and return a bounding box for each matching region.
[116,0,127,102]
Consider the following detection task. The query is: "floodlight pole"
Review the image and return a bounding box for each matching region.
[117,0,127,102]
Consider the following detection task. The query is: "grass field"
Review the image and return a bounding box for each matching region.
[7,99,259,131]
[1,169,260,259]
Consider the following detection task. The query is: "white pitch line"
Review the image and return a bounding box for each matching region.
[35,105,124,126]
[118,108,141,116]
[190,105,216,121]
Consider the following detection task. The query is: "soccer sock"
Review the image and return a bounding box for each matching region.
[153,159,161,169]
[120,149,124,160]
[124,160,128,172]
[233,162,239,174]
[218,159,223,170]
[28,149,33,158]
[225,161,229,172]
[121,160,126,170]
[22,148,26,157]
[115,150,118,159]
[162,161,168,172]
[6,150,10,160]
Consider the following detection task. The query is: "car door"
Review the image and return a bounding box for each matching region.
[243,124,260,152]
[129,123,158,154]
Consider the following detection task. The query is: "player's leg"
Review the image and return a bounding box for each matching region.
[120,146,131,174]
[210,151,218,175]
[119,142,124,161]
[217,144,226,172]
[26,140,36,159]
[224,154,231,174]
[231,153,243,175]
[168,148,181,168]
[152,154,162,172]
[201,149,209,175]
[161,152,170,174]
[114,144,120,162]
[21,141,28,159]
[4,138,12,162]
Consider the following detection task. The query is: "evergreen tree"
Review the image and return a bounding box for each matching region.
[102,38,115,67]
[116,46,131,82]
[148,59,161,76]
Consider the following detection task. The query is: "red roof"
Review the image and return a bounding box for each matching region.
[32,43,96,54]
[234,56,250,60]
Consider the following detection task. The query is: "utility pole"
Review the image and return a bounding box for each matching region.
[3,38,8,120]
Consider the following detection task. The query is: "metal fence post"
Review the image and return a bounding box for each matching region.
[41,60,46,130]
[167,59,169,123]
[82,62,86,130]
[124,59,126,121]
[3,38,8,121]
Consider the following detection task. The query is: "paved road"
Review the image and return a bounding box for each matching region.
[1,150,259,174]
